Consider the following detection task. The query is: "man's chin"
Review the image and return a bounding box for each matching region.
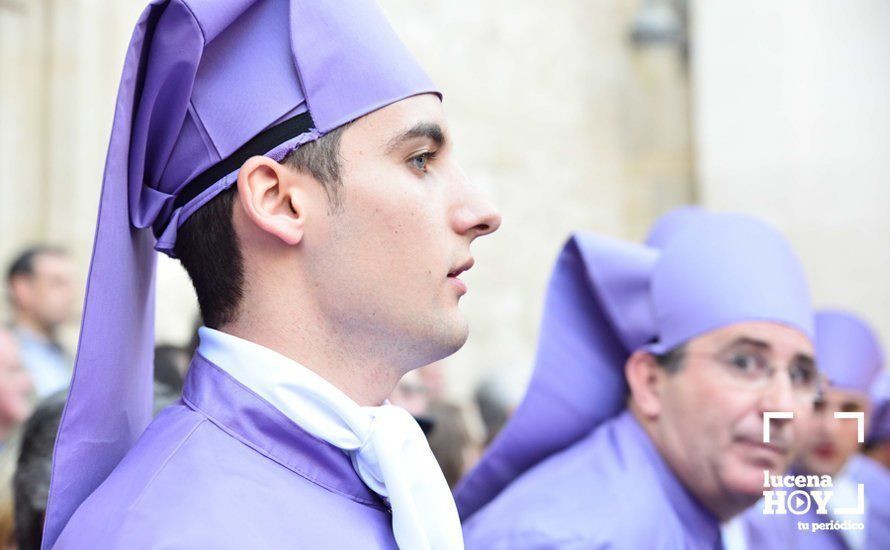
[422,314,468,361]
[442,318,469,354]
[724,463,780,499]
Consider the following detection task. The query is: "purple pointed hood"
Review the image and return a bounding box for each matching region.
[814,310,883,394]
[868,370,890,445]
[454,207,814,520]
[44,1,437,546]
[813,309,887,445]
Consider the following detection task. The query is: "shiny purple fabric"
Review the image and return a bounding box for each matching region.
[54,354,397,548]
[814,310,884,394]
[44,1,436,546]
[869,370,890,445]
[462,411,721,549]
[455,208,814,520]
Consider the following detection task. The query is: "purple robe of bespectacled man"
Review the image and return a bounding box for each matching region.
[457,208,815,549]
[463,410,722,549]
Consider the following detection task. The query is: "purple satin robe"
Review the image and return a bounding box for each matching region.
[741,455,890,549]
[54,354,397,548]
[462,411,721,549]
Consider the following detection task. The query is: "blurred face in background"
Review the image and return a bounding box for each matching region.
[0,330,34,434]
[9,253,76,336]
[630,321,817,521]
[795,387,870,476]
[389,370,431,417]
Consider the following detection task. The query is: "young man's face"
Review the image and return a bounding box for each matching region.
[795,387,870,476]
[649,321,816,519]
[303,94,500,369]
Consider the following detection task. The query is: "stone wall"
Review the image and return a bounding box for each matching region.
[691,0,890,363]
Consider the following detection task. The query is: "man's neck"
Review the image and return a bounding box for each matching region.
[15,316,53,343]
[219,317,404,407]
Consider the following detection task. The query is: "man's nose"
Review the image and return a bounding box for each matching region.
[759,371,797,416]
[453,186,502,238]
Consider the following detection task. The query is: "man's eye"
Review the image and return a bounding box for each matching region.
[409,152,434,173]
[728,353,763,373]
[789,364,815,386]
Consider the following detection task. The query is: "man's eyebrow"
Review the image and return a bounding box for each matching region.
[720,337,772,353]
[721,337,816,366]
[385,122,447,154]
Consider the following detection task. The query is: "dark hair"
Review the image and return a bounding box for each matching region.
[174,125,349,328]
[6,246,68,310]
[653,343,687,373]
[14,391,66,550]
[14,386,179,550]
[6,246,66,283]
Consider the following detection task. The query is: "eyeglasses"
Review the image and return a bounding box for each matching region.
[682,349,820,404]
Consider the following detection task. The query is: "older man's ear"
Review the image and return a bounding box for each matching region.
[625,350,665,419]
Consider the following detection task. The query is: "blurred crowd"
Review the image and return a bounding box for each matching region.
[0,245,528,548]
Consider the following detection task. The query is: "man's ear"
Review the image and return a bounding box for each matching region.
[236,156,307,246]
[625,350,666,419]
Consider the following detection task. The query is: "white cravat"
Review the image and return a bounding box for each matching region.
[197,327,463,550]
[720,514,749,550]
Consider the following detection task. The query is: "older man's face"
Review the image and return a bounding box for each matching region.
[651,321,817,519]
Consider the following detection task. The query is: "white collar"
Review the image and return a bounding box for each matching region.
[196,327,463,550]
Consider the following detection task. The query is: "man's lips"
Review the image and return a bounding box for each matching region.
[447,257,475,279]
[812,443,837,461]
[447,258,474,295]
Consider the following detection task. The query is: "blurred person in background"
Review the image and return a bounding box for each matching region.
[5,247,76,398]
[15,387,179,550]
[389,369,435,436]
[458,208,818,548]
[427,401,481,489]
[0,431,20,550]
[153,344,189,393]
[0,328,34,446]
[13,391,65,550]
[474,364,529,445]
[389,368,482,488]
[864,371,890,471]
[416,360,447,403]
[737,310,890,549]
[45,1,499,548]
[389,369,432,419]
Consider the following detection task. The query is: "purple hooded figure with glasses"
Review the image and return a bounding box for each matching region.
[457,208,818,549]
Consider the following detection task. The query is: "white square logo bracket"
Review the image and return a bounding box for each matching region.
[763,411,794,443]
[833,411,865,443]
